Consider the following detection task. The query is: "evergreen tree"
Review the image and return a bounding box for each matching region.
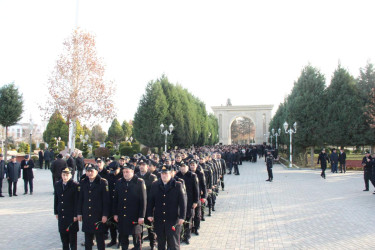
[121,120,133,139]
[43,110,69,145]
[0,83,24,160]
[92,125,107,143]
[107,119,124,145]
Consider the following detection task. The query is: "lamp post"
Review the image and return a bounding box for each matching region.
[160,123,174,152]
[283,122,297,168]
[264,132,269,145]
[55,137,61,150]
[29,118,33,156]
[270,133,273,147]
[272,128,281,149]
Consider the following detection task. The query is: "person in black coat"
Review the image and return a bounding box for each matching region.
[21,155,34,195]
[54,167,79,250]
[176,161,199,244]
[339,148,347,173]
[265,151,274,182]
[113,164,147,250]
[51,154,68,185]
[0,154,6,197]
[44,149,51,170]
[77,164,110,250]
[136,159,157,250]
[217,153,226,191]
[75,153,85,182]
[6,156,21,196]
[317,149,330,179]
[330,148,339,173]
[38,150,44,169]
[189,159,206,234]
[66,153,77,180]
[147,164,187,250]
[362,151,374,191]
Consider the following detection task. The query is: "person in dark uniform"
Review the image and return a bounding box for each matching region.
[44,148,51,170]
[265,150,273,182]
[113,163,147,250]
[149,161,161,180]
[66,153,77,180]
[198,156,213,218]
[0,154,5,197]
[317,149,330,179]
[38,149,44,169]
[77,164,110,250]
[176,161,199,244]
[51,154,68,187]
[106,161,122,247]
[6,156,21,197]
[54,167,79,250]
[362,151,374,191]
[217,153,226,191]
[21,155,34,195]
[189,159,206,236]
[233,149,240,175]
[339,148,347,173]
[75,153,85,182]
[136,159,157,250]
[147,164,187,250]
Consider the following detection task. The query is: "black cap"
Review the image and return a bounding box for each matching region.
[57,154,63,159]
[24,155,30,159]
[130,157,137,163]
[86,164,99,171]
[138,158,148,165]
[123,164,135,170]
[105,157,111,162]
[189,159,198,165]
[62,167,72,174]
[96,157,102,163]
[11,155,17,159]
[108,161,119,170]
[160,164,171,172]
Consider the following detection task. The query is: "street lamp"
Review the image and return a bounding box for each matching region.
[55,137,61,149]
[29,118,33,156]
[264,132,269,144]
[160,123,174,152]
[283,121,297,168]
[272,128,281,149]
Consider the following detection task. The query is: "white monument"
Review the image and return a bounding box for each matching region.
[211,104,273,145]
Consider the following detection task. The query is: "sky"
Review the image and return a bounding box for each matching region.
[1,0,374,131]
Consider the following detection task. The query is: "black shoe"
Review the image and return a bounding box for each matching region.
[227,172,231,175]
[235,173,240,175]
[9,195,12,197]
[269,179,273,182]
[266,179,270,181]
[201,217,205,221]
[23,193,27,195]
[184,239,190,245]
[104,234,109,240]
[13,194,18,196]
[30,192,33,195]
[363,189,369,191]
[143,236,149,241]
[212,207,215,211]
[194,230,199,235]
[107,241,117,247]
[0,195,4,197]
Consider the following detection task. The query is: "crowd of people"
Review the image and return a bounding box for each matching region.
[52,145,255,250]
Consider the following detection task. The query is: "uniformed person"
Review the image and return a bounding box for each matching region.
[198,156,213,218]
[189,159,206,235]
[136,158,158,250]
[176,161,199,244]
[77,164,110,250]
[106,161,122,247]
[113,163,147,250]
[147,164,187,250]
[265,150,274,182]
[54,167,79,250]
[317,149,330,179]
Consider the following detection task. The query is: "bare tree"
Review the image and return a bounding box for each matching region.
[43,28,116,152]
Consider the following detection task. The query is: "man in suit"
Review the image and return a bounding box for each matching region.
[339,148,347,173]
[0,154,6,197]
[44,148,51,169]
[113,163,147,250]
[54,167,79,250]
[21,155,34,195]
[51,154,67,186]
[77,164,110,250]
[147,164,187,250]
[6,156,21,197]
[38,149,44,169]
[66,153,77,181]
[75,153,85,182]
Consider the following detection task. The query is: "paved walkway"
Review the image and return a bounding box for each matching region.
[1,160,375,249]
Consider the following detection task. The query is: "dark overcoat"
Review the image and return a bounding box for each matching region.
[21,159,34,180]
[6,162,21,182]
[54,179,79,233]
[175,171,199,218]
[77,175,110,233]
[113,176,147,235]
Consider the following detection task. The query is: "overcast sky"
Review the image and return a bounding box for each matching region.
[1,0,374,131]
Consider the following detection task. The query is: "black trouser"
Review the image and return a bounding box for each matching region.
[193,201,201,230]
[321,166,326,178]
[85,232,105,250]
[228,162,233,173]
[45,160,50,169]
[39,160,43,169]
[24,179,33,193]
[267,167,273,180]
[364,170,375,190]
[8,180,17,195]
[108,218,118,243]
[340,162,346,173]
[143,218,156,248]
[157,224,180,250]
[220,176,225,190]
[60,231,77,250]
[76,169,83,182]
[182,209,194,240]
[0,178,3,195]
[120,233,141,250]
[233,163,239,175]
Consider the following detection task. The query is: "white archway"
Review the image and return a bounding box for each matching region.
[211,105,273,145]
[228,115,256,145]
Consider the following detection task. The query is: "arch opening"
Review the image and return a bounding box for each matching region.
[230,116,255,145]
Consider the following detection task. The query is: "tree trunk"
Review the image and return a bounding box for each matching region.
[68,118,77,153]
[310,146,314,168]
[4,127,8,162]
